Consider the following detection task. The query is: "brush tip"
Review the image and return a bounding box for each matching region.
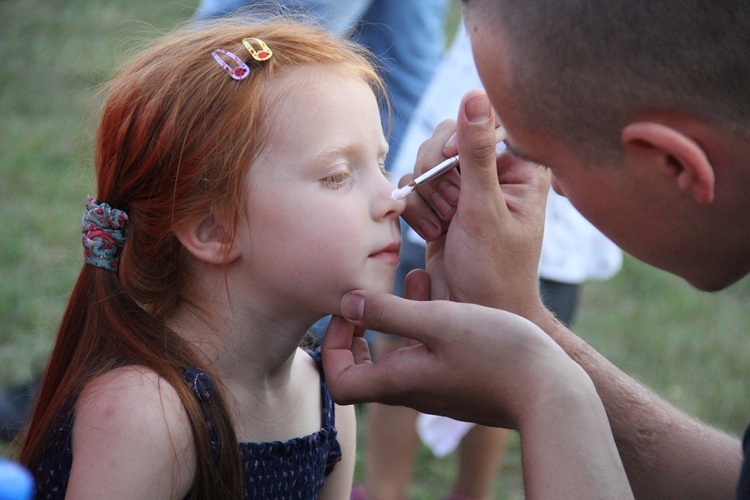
[390,185,413,200]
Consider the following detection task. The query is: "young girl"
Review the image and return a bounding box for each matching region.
[19,18,405,499]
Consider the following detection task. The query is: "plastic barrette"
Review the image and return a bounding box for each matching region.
[242,38,273,61]
[211,49,250,80]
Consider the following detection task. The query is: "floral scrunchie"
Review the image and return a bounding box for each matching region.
[81,196,129,272]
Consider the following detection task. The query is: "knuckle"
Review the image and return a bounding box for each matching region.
[471,142,500,162]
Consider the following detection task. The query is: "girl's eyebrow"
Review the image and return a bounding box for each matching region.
[313,145,353,162]
[306,145,355,170]
[307,142,388,170]
[313,141,389,164]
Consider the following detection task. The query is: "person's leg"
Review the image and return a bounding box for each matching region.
[302,0,372,36]
[193,0,250,21]
[449,426,509,500]
[361,333,422,500]
[193,0,371,36]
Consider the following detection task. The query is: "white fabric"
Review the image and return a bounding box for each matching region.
[416,413,475,457]
[540,192,622,283]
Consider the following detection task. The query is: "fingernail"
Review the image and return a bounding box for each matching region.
[444,132,457,151]
[466,93,491,124]
[431,191,455,220]
[341,292,365,322]
[416,218,440,241]
[438,181,460,205]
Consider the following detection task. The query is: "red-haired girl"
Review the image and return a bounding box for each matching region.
[19,18,405,499]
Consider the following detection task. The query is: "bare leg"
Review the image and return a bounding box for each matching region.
[362,334,421,500]
[362,402,421,500]
[449,425,509,499]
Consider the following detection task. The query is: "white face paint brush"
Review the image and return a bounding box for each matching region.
[390,125,508,201]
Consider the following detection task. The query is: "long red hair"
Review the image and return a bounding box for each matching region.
[19,18,385,499]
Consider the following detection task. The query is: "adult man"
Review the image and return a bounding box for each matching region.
[322,1,750,497]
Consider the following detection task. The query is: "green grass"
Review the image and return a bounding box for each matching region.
[0,0,198,384]
[1,0,749,498]
[576,257,750,436]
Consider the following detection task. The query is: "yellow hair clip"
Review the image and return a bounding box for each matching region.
[242,38,273,62]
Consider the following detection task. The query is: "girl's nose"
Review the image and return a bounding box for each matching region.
[374,174,406,219]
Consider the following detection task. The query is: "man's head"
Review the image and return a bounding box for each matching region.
[464,0,750,158]
[462,0,750,290]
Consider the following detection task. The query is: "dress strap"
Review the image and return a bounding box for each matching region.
[308,348,336,428]
[183,366,216,402]
[183,366,220,457]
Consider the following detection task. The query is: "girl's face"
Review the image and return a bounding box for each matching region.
[233,68,406,318]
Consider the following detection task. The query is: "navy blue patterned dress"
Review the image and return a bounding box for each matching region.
[33,349,342,499]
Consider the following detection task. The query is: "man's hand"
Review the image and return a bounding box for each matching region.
[323,274,582,430]
[399,89,550,317]
[321,283,633,498]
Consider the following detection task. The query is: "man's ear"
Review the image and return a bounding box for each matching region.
[174,214,240,264]
[622,122,715,204]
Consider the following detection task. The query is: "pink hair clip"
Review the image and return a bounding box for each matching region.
[211,49,250,80]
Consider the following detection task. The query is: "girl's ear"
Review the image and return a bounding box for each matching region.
[622,122,715,204]
[174,214,240,264]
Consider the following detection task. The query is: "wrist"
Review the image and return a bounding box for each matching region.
[516,359,631,497]
[480,287,549,323]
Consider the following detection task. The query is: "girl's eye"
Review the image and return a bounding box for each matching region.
[322,170,353,190]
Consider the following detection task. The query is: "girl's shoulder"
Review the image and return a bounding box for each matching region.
[76,365,189,426]
[68,365,195,498]
[76,365,188,426]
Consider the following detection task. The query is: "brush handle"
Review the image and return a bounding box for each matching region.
[411,155,460,186]
[389,156,459,200]
[389,125,507,201]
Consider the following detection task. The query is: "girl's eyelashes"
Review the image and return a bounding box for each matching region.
[320,160,388,189]
[322,169,354,190]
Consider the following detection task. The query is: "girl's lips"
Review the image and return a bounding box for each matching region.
[369,242,401,264]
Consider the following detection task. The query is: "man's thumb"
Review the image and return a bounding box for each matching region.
[455,90,502,198]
